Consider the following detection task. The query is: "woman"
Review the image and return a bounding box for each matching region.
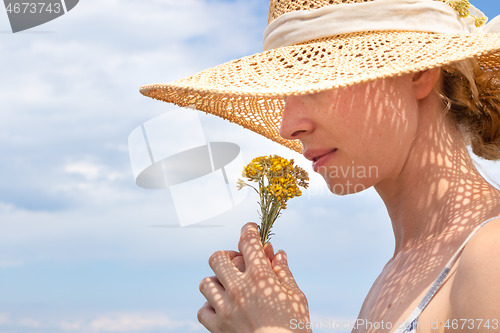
[141,0,500,332]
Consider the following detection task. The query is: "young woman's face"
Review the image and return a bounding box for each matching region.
[280,75,420,195]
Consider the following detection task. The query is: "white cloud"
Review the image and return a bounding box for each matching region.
[0,312,202,333]
[0,202,16,213]
[0,259,24,268]
[60,320,84,331]
[86,313,200,332]
[64,161,102,181]
[18,317,44,328]
[0,0,283,263]
[0,313,9,325]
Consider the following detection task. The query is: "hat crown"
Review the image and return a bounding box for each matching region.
[268,0,448,23]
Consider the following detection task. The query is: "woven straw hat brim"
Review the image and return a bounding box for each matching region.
[140,31,500,153]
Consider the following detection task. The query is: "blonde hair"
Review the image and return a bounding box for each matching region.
[440,59,500,160]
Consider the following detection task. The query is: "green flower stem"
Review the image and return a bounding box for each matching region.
[260,198,282,244]
[237,155,309,246]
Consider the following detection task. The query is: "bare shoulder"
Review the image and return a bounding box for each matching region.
[449,216,500,322]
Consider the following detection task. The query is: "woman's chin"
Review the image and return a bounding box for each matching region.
[325,179,373,196]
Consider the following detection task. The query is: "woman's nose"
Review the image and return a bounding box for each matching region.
[279,96,314,140]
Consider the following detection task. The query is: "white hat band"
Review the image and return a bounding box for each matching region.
[263,0,493,51]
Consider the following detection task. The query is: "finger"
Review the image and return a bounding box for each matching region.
[209,251,240,288]
[232,255,246,272]
[263,242,274,262]
[226,250,245,272]
[238,223,268,270]
[197,301,218,332]
[226,251,245,271]
[225,250,241,261]
[199,276,226,312]
[272,250,301,292]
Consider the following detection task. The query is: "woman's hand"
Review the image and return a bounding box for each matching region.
[198,222,311,333]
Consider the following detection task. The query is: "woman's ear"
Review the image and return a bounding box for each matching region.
[412,68,441,100]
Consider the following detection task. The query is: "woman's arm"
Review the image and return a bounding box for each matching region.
[198,222,311,333]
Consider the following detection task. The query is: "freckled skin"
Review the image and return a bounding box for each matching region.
[198,223,311,333]
[198,69,500,332]
[281,75,419,195]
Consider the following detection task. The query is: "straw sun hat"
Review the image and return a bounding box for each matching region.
[140,0,500,153]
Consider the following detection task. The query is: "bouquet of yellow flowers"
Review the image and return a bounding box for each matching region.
[237,155,309,245]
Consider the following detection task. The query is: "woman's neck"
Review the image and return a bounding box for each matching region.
[375,96,500,256]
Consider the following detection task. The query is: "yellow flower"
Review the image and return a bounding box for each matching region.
[243,161,264,180]
[236,179,247,191]
[474,15,487,28]
[237,155,309,244]
[447,0,470,18]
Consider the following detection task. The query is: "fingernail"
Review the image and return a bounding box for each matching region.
[241,222,258,235]
[277,251,287,262]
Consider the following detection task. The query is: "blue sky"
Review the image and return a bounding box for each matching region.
[0,1,499,332]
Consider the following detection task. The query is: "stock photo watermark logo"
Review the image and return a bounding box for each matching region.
[128,108,247,227]
[3,0,79,33]
[312,164,380,195]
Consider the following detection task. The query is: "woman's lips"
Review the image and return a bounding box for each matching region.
[312,149,337,172]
